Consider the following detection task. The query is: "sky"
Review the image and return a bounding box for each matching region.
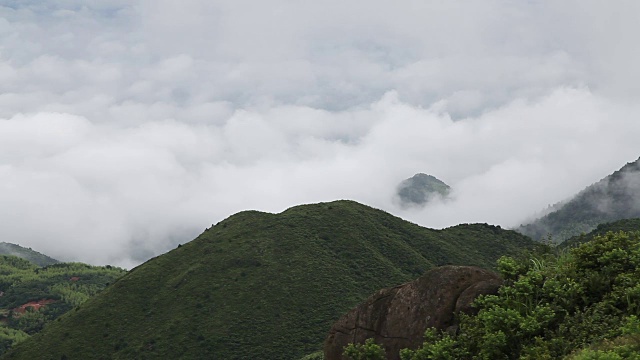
[1,1,640,268]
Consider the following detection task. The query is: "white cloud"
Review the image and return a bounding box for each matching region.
[1,1,640,267]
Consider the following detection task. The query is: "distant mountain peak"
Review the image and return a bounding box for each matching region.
[396,173,451,207]
[0,242,59,267]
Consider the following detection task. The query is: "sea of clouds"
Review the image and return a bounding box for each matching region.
[2,1,640,267]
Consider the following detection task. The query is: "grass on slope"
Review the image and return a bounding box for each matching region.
[3,200,538,360]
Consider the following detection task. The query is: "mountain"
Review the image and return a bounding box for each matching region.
[396,173,451,207]
[518,157,640,242]
[0,243,58,267]
[3,200,538,360]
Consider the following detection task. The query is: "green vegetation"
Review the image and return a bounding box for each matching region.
[397,173,451,207]
[560,218,640,249]
[344,338,386,360]
[0,328,27,356]
[299,351,325,360]
[0,243,58,267]
[0,256,126,355]
[518,158,640,242]
[395,230,640,359]
[2,200,538,360]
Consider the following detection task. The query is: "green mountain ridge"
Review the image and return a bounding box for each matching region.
[3,200,539,360]
[518,157,640,242]
[0,243,58,267]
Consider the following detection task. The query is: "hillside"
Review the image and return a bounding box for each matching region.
[396,173,451,207]
[3,200,538,360]
[518,157,640,242]
[0,256,126,354]
[559,218,640,249]
[0,243,58,267]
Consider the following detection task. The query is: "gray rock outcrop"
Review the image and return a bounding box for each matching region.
[323,265,502,360]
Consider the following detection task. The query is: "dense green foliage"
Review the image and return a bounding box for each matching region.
[397,173,451,207]
[398,231,640,359]
[0,328,27,356]
[344,338,386,360]
[0,243,58,267]
[298,351,325,360]
[518,158,640,242]
[0,256,126,355]
[3,200,538,360]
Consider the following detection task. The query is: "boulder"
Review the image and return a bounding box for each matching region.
[323,265,502,360]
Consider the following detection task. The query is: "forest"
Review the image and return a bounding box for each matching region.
[0,256,126,354]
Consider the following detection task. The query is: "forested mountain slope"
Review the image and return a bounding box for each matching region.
[0,243,58,267]
[518,157,640,242]
[3,200,538,360]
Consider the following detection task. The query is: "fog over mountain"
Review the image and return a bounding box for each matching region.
[2,1,640,267]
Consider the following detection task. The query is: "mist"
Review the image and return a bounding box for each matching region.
[2,1,640,267]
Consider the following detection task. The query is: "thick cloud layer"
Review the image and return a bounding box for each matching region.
[2,1,640,267]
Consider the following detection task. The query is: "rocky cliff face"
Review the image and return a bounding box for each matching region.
[323,265,502,360]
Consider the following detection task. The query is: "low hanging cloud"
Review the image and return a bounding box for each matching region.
[2,1,640,267]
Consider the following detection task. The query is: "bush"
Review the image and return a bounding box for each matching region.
[343,338,386,360]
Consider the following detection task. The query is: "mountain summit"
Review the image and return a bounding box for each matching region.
[396,173,451,207]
